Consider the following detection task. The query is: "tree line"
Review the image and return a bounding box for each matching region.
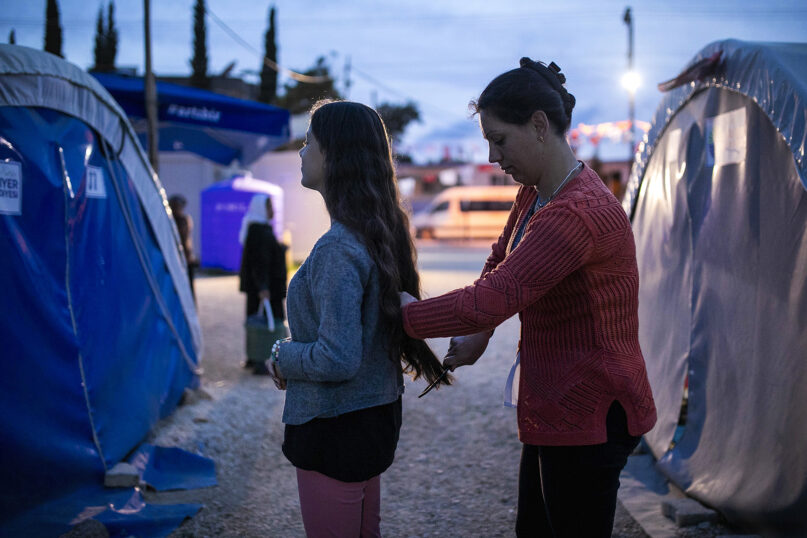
[30,0,420,146]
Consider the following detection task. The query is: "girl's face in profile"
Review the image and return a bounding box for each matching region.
[299,127,326,193]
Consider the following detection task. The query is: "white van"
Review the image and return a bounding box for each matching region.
[411,185,519,239]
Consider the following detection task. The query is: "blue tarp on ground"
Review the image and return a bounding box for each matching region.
[1,487,202,538]
[0,45,205,534]
[625,40,807,536]
[92,72,290,165]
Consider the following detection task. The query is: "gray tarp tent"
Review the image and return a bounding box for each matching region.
[624,39,807,536]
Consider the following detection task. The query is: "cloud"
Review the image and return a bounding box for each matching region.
[416,118,479,142]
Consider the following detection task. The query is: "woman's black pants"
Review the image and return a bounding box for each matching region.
[515,403,640,537]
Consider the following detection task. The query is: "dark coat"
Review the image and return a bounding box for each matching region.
[239,222,287,301]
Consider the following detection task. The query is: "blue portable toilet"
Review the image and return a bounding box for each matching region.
[200,175,284,272]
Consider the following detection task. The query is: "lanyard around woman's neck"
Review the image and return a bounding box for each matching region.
[510,161,582,251]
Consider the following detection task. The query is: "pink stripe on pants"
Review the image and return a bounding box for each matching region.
[296,468,382,538]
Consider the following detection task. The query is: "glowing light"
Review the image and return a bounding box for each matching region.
[621,71,641,94]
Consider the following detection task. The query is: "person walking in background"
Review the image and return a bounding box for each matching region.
[400,58,657,537]
[239,194,288,374]
[267,100,448,537]
[168,194,198,301]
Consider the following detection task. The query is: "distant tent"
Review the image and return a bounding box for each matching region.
[200,175,283,272]
[92,72,290,166]
[0,44,202,526]
[624,39,807,535]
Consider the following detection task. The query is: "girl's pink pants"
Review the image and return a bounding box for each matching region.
[296,468,381,537]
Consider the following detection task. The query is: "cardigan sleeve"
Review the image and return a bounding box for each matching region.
[277,241,369,382]
[402,203,595,338]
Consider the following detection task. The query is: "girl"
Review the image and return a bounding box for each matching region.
[269,100,447,537]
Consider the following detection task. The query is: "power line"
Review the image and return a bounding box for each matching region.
[204,6,465,119]
[7,6,805,28]
[205,6,331,84]
[350,65,467,120]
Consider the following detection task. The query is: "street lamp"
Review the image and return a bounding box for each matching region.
[621,70,641,95]
[623,6,636,159]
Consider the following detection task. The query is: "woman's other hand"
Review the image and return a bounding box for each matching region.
[399,291,418,308]
[443,331,493,370]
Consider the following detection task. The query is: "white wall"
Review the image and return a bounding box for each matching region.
[157,152,222,256]
[249,150,329,262]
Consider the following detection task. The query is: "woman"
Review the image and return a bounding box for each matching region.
[268,100,447,537]
[400,58,656,537]
[168,194,197,301]
[238,194,287,374]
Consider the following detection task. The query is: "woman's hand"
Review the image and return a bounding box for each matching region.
[443,331,493,370]
[399,291,418,308]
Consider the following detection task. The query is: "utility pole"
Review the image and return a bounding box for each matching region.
[623,6,635,159]
[144,0,159,174]
[343,55,352,99]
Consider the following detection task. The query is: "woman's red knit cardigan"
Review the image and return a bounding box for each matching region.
[403,165,656,446]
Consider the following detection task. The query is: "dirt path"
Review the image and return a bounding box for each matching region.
[151,274,648,537]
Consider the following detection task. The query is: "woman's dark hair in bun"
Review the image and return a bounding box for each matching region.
[470,57,576,135]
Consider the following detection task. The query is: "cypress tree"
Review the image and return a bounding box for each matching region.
[8,30,15,45]
[189,0,210,89]
[258,6,278,104]
[93,6,105,70]
[44,0,63,58]
[93,2,118,72]
[106,2,118,70]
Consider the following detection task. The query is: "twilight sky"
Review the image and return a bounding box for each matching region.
[2,0,807,162]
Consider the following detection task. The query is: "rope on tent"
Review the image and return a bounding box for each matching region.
[99,137,202,378]
[59,144,109,472]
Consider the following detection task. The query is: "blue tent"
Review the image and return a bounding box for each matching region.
[624,40,807,536]
[92,72,290,165]
[0,45,203,533]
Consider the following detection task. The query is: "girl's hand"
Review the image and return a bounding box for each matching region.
[268,360,286,390]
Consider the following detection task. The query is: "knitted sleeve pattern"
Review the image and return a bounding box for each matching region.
[403,202,594,338]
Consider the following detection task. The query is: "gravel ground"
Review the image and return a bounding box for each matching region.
[147,274,733,537]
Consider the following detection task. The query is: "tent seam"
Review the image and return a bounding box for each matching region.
[59,143,108,471]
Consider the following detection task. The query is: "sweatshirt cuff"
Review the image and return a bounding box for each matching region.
[402,303,417,338]
[276,340,307,380]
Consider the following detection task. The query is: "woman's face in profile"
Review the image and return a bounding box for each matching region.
[479,110,540,186]
[299,127,326,192]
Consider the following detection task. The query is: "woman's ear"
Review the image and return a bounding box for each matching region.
[530,110,549,141]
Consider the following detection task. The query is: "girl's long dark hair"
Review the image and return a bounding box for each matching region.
[309,100,448,386]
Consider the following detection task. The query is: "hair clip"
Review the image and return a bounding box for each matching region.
[548,62,566,85]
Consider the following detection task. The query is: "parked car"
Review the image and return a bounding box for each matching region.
[411,185,518,239]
